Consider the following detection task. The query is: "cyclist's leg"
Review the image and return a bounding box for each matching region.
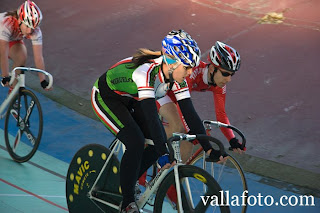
[91,86,145,210]
[158,101,192,163]
[117,124,145,208]
[130,102,162,178]
[9,40,27,63]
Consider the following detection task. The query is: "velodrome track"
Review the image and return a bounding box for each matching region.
[0,82,319,212]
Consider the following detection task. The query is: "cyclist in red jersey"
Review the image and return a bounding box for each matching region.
[0,1,50,89]
[156,41,245,163]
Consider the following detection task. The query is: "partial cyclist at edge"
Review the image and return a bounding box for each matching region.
[0,0,50,90]
[156,41,246,163]
[91,29,224,213]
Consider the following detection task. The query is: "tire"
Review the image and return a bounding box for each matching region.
[154,165,230,213]
[190,153,248,213]
[4,89,43,163]
[66,144,122,213]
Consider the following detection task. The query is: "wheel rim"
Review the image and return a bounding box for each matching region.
[4,90,42,162]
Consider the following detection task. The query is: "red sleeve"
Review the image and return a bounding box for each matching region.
[212,88,235,141]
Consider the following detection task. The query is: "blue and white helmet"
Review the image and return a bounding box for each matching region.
[162,30,201,67]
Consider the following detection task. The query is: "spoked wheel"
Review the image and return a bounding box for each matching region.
[66,144,122,213]
[4,89,43,163]
[154,165,230,213]
[190,153,248,213]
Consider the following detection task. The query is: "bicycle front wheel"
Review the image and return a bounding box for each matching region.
[190,153,248,213]
[154,165,230,213]
[4,89,43,163]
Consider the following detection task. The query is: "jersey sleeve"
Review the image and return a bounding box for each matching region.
[213,86,235,141]
[132,63,156,99]
[172,80,191,101]
[30,28,42,45]
[0,21,11,42]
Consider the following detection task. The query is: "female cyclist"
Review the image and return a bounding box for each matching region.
[0,1,49,89]
[91,29,222,213]
[156,41,245,163]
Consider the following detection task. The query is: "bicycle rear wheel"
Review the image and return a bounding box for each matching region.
[154,165,230,213]
[4,89,43,163]
[190,153,248,213]
[66,144,121,213]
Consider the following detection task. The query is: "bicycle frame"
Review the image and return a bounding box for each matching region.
[87,135,190,212]
[0,67,53,118]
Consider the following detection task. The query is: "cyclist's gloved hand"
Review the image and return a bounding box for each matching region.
[1,76,11,87]
[41,79,49,89]
[157,154,170,168]
[229,137,246,151]
[205,149,228,162]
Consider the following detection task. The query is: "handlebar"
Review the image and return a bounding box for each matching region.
[167,133,227,161]
[202,120,246,150]
[10,67,53,89]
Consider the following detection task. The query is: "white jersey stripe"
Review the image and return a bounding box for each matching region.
[91,87,120,133]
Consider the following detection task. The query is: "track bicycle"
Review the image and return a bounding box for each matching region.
[0,67,53,163]
[66,133,231,213]
[139,120,248,212]
[187,120,248,213]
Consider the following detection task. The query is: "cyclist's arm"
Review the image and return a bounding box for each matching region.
[177,98,212,152]
[0,39,10,78]
[140,97,168,156]
[30,28,46,83]
[132,64,170,156]
[32,44,46,82]
[213,89,235,141]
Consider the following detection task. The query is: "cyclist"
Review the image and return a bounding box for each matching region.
[156,41,245,163]
[91,29,222,213]
[0,1,49,89]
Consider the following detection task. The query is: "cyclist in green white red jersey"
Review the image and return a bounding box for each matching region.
[91,30,222,213]
[156,41,245,163]
[0,1,49,89]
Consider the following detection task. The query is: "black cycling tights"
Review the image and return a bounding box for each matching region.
[117,124,160,209]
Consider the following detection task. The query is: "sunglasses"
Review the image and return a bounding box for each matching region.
[219,69,235,77]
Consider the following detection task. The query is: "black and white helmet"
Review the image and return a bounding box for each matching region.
[208,41,241,72]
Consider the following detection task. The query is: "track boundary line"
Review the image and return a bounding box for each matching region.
[0,178,68,212]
